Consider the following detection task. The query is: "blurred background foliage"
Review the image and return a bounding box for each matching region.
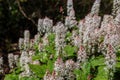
[0,0,112,53]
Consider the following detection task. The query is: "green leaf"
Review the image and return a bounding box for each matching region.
[66,31,72,38]
[82,62,91,79]
[46,60,54,73]
[116,61,120,68]
[32,55,40,61]
[4,74,19,80]
[116,48,120,57]
[29,64,47,78]
[48,33,55,43]
[74,69,81,80]
[74,62,91,80]
[20,77,39,80]
[64,45,77,57]
[90,56,105,67]
[65,31,72,43]
[94,66,108,80]
[45,45,55,54]
[40,53,48,63]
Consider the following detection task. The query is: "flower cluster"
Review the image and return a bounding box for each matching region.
[44,70,64,80]
[18,38,24,50]
[44,58,76,80]
[99,15,113,36]
[104,44,116,80]
[42,33,49,46]
[77,45,87,64]
[0,57,3,73]
[102,14,120,47]
[67,0,73,16]
[8,53,15,69]
[79,14,101,45]
[38,17,53,35]
[34,33,40,45]
[90,0,101,16]
[112,0,120,16]
[19,30,34,78]
[24,30,30,50]
[44,57,65,80]
[72,30,81,47]
[54,57,65,75]
[65,0,77,29]
[8,54,19,69]
[19,51,32,78]
[64,59,76,80]
[54,22,67,55]
[105,44,116,69]
[14,55,19,66]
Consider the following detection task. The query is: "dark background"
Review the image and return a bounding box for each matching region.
[0,0,113,53]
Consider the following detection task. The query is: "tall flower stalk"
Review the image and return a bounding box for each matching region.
[24,30,30,50]
[65,0,77,29]
[0,57,3,73]
[37,17,53,35]
[55,22,67,55]
[105,44,116,80]
[112,0,120,16]
[90,0,101,16]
